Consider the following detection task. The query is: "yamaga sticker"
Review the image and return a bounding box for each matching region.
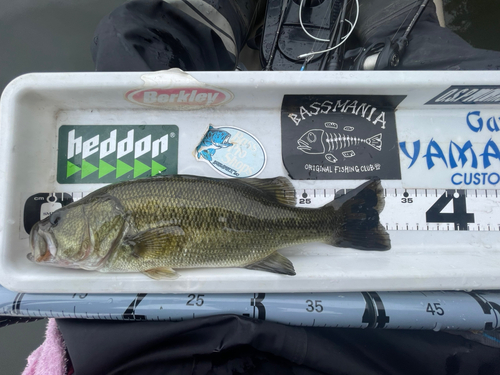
[194,125,266,178]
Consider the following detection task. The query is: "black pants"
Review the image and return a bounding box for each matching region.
[92,0,500,71]
[91,0,261,71]
[57,315,500,375]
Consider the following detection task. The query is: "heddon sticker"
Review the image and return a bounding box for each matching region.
[398,110,500,188]
[281,95,405,180]
[57,125,179,184]
[125,69,234,109]
[194,125,266,178]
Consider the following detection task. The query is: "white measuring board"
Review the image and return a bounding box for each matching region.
[1,70,500,294]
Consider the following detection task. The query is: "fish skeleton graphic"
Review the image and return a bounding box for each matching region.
[196,125,233,161]
[297,129,383,154]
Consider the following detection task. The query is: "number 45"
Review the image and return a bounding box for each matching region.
[426,302,444,316]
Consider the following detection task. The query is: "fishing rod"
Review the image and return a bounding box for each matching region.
[318,0,348,70]
[265,0,291,71]
[348,0,430,70]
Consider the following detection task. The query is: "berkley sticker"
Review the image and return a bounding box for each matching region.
[194,125,266,178]
[125,87,233,109]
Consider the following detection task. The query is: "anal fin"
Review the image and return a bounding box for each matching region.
[244,252,296,276]
[142,267,179,280]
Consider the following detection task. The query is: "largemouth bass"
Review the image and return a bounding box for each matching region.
[29,175,390,279]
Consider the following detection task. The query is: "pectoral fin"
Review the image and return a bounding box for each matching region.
[244,252,296,276]
[142,267,179,280]
[124,226,185,258]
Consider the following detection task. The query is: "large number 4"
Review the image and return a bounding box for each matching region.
[426,190,474,230]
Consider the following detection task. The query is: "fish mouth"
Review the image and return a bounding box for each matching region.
[297,139,311,151]
[29,222,57,264]
[218,134,232,147]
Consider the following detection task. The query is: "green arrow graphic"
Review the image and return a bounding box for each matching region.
[116,160,133,178]
[67,161,81,178]
[81,160,98,178]
[151,160,167,176]
[134,159,151,178]
[99,160,116,178]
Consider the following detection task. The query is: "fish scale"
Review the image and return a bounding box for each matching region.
[95,176,333,271]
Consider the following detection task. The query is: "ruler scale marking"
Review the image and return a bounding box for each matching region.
[2,288,500,331]
[290,188,500,231]
[12,186,500,323]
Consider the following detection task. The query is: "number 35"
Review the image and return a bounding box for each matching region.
[306,300,323,313]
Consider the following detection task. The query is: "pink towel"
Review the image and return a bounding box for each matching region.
[22,318,69,375]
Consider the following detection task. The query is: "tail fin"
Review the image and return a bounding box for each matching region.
[326,178,390,251]
[365,133,382,151]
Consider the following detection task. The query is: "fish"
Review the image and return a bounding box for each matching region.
[297,129,383,154]
[28,175,390,280]
[196,125,233,161]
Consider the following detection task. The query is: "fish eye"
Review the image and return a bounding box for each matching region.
[49,211,63,227]
[307,132,317,143]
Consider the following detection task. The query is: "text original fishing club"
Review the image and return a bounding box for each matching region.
[287,99,388,174]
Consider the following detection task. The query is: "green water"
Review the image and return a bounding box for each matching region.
[443,0,500,51]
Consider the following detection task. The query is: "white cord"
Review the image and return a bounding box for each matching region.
[298,0,359,59]
[343,19,354,38]
[299,0,330,42]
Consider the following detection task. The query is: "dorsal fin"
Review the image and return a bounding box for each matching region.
[238,177,296,206]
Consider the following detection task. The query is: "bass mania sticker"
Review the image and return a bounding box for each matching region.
[57,125,178,184]
[281,95,405,180]
[194,125,266,178]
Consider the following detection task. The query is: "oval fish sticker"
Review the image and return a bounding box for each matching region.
[195,125,266,178]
